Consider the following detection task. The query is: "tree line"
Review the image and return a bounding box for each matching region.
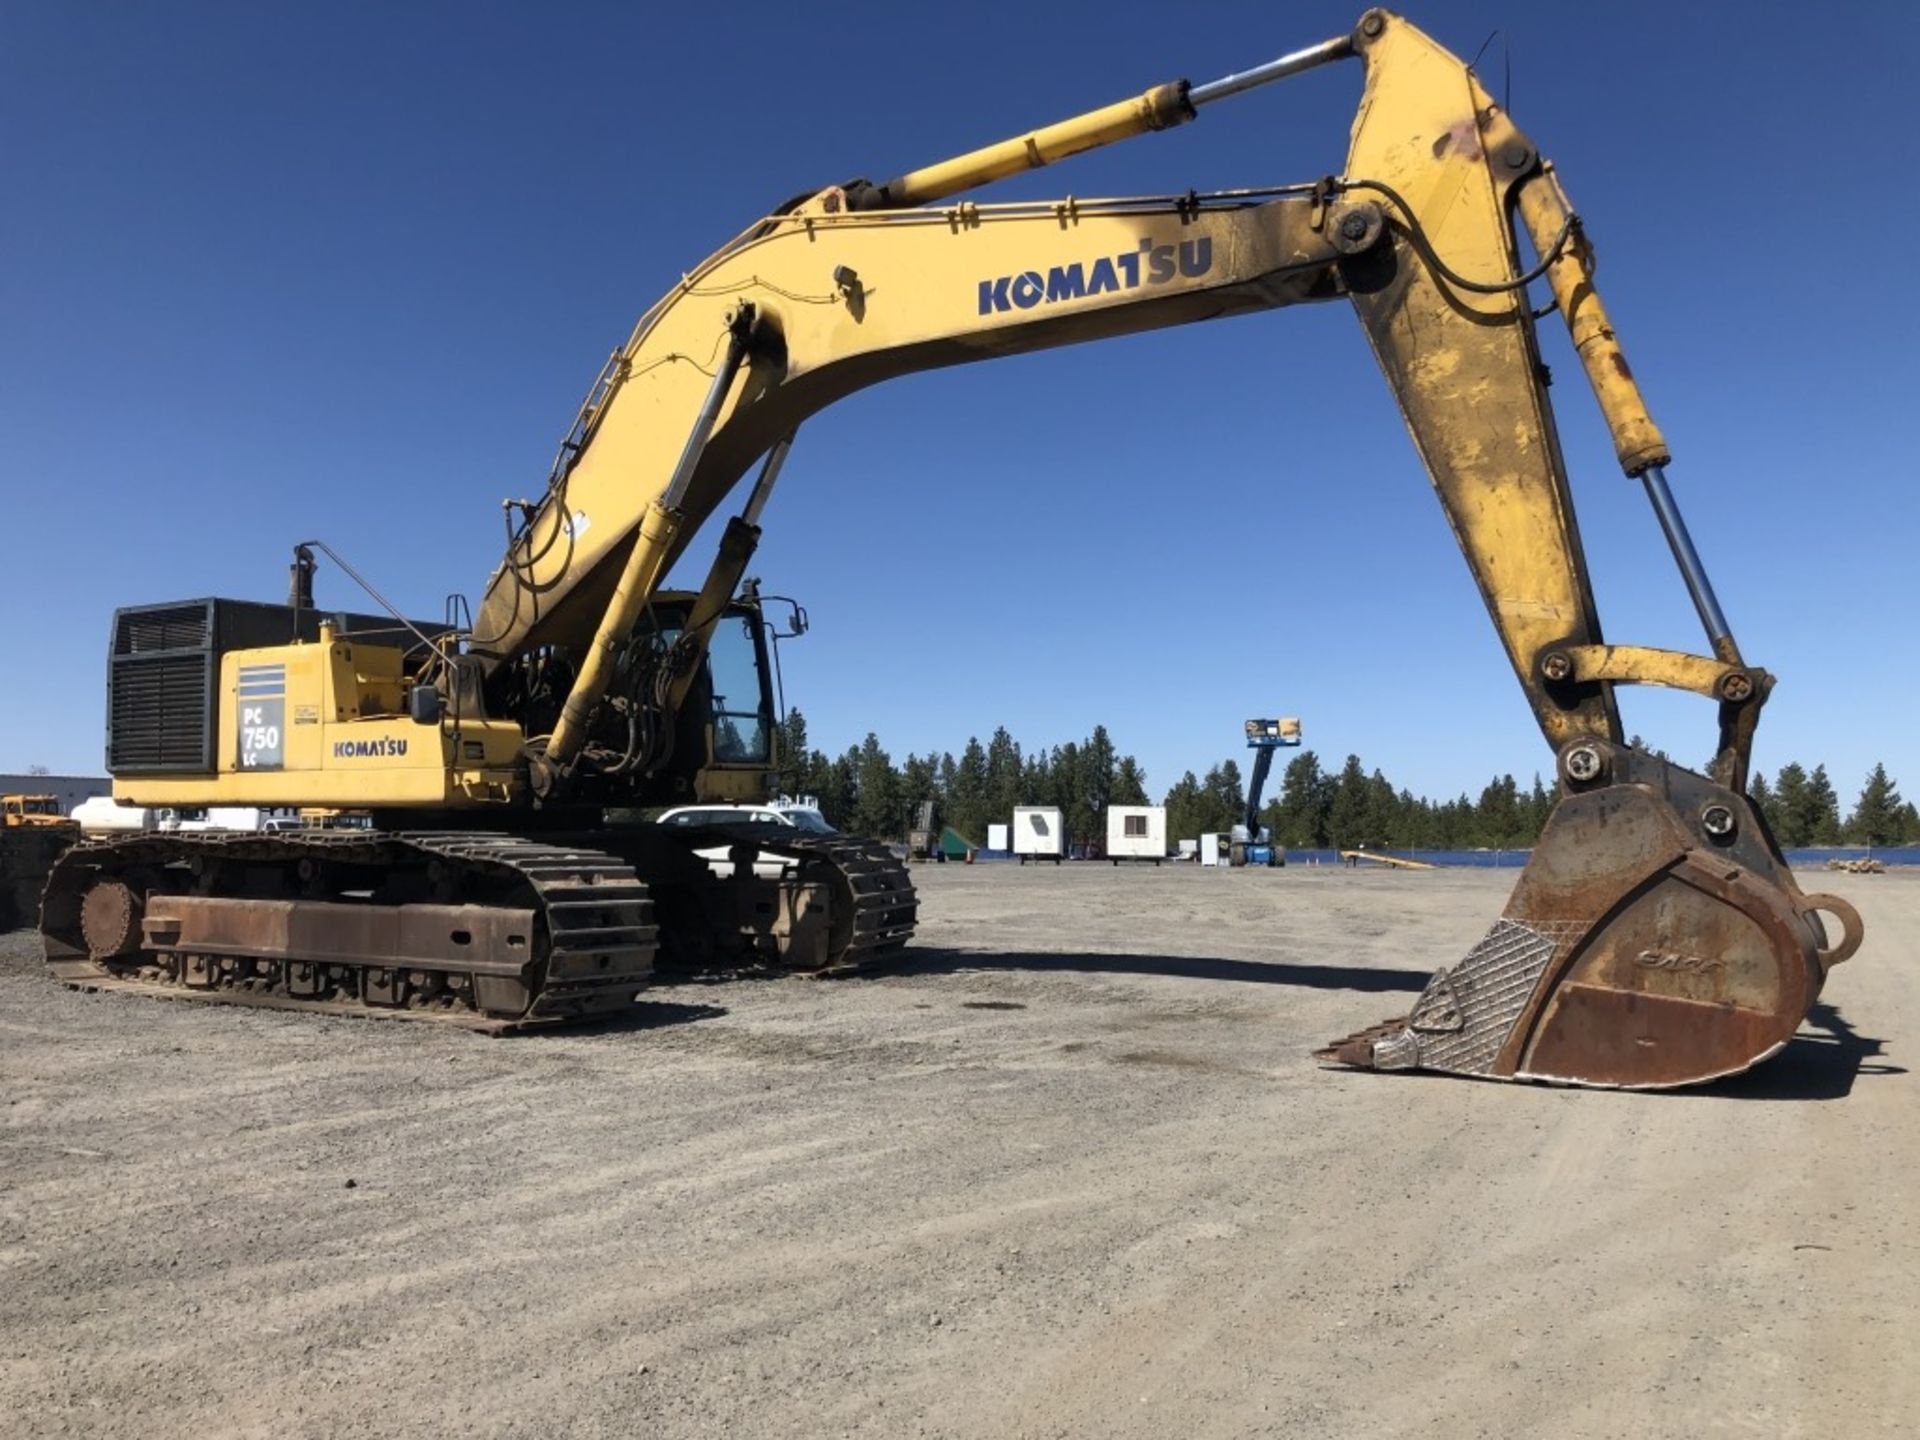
[776,711,1917,851]
[1249,752,1915,851]
[776,711,1149,848]
[1749,760,1917,847]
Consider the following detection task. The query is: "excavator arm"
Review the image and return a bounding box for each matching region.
[465,9,1863,1087]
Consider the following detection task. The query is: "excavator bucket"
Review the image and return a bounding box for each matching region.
[1320,745,1863,1088]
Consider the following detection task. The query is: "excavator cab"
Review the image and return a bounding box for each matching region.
[632,590,782,808]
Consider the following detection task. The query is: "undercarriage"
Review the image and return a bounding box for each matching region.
[40,821,916,1030]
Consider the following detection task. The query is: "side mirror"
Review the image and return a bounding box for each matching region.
[408,684,444,725]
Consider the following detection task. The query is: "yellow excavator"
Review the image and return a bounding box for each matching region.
[43,10,1863,1087]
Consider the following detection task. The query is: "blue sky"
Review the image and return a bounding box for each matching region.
[4,2,1914,809]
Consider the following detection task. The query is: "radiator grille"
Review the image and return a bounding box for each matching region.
[115,604,211,656]
[108,654,212,771]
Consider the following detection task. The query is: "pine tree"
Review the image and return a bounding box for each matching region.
[1748,769,1780,839]
[1524,774,1554,843]
[815,749,857,830]
[1433,794,1473,849]
[1196,764,1225,834]
[846,733,899,839]
[1163,770,1207,845]
[797,748,829,806]
[899,752,938,830]
[775,708,811,799]
[1806,765,1843,845]
[1112,756,1149,807]
[1272,750,1333,848]
[1771,763,1810,845]
[1021,751,1051,811]
[949,737,989,842]
[1846,764,1905,846]
[1475,774,1523,848]
[984,727,1023,833]
[1626,733,1671,762]
[1395,787,1433,848]
[1052,742,1084,839]
[1363,769,1400,846]
[1080,725,1117,830]
[1210,758,1246,833]
[1327,754,1371,849]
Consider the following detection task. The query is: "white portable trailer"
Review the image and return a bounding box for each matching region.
[1106,805,1166,864]
[1013,806,1065,865]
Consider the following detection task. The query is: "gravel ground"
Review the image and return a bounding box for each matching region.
[1,864,1911,1439]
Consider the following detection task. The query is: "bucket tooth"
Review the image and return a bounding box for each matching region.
[1318,748,1862,1090]
[1318,920,1563,1075]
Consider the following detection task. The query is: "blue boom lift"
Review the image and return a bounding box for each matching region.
[1229,717,1302,867]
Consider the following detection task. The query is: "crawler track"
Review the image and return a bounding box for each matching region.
[41,831,658,1028]
[804,832,920,972]
[650,822,918,974]
[39,821,915,1027]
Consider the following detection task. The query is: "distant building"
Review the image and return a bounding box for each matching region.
[0,774,111,816]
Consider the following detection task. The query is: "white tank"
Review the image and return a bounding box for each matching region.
[71,798,154,835]
[205,807,266,831]
[155,806,265,833]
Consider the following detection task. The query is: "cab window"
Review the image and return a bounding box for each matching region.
[707,616,771,765]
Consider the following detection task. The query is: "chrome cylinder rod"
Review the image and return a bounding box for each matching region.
[1189,35,1355,106]
[1640,464,1738,660]
[740,431,796,528]
[867,32,1354,209]
[661,316,753,511]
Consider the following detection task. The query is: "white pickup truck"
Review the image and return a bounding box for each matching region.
[654,801,838,879]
